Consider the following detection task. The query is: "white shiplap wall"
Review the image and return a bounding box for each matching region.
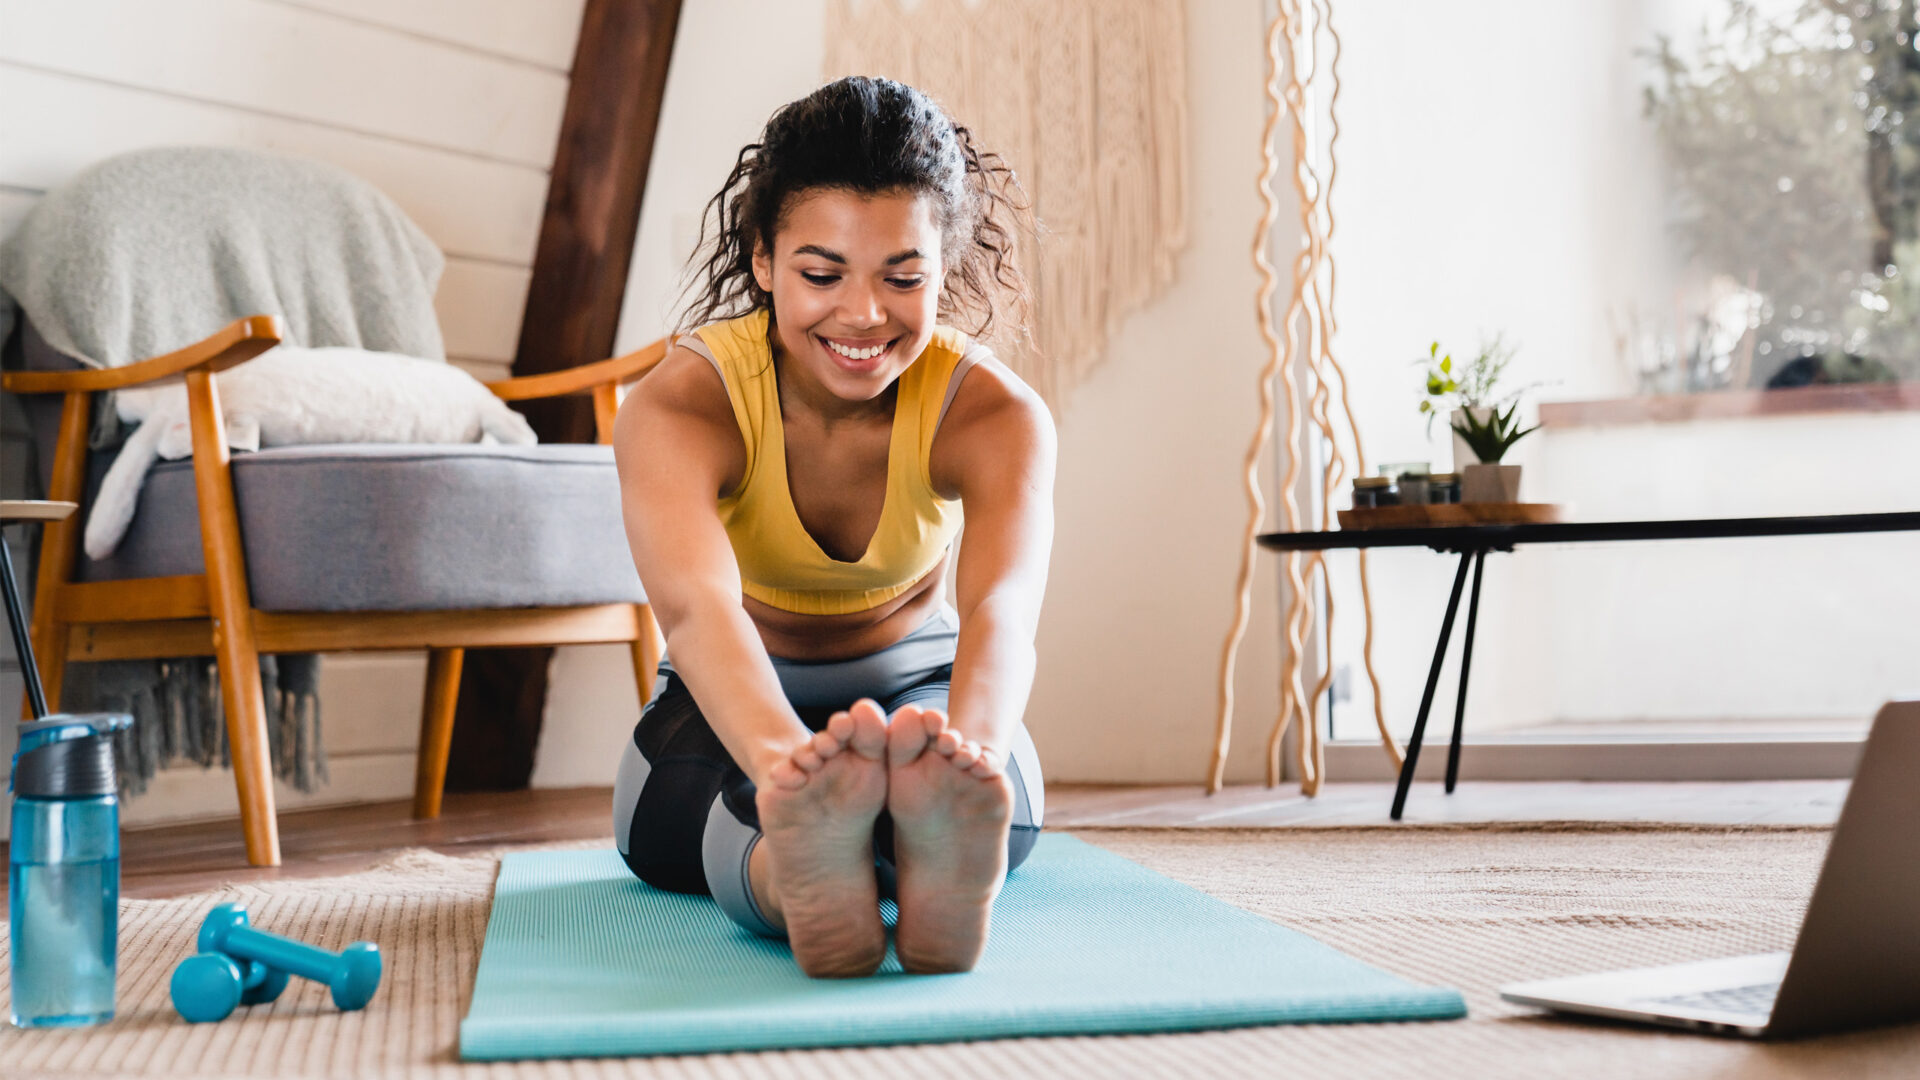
[0,0,587,825]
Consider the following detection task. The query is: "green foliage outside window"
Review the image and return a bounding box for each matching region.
[1644,0,1918,385]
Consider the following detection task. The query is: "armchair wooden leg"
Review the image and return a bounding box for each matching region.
[628,603,661,708]
[213,624,279,865]
[24,581,69,721]
[187,369,280,867]
[414,647,464,819]
[23,391,90,720]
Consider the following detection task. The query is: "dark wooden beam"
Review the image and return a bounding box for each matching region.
[448,0,683,792]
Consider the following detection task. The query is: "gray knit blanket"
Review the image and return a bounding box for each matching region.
[0,146,448,794]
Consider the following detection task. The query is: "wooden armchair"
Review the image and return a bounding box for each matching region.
[3,317,666,866]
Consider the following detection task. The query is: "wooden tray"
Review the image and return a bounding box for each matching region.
[1337,502,1567,530]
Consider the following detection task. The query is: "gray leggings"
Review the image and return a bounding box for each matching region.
[610,606,1045,938]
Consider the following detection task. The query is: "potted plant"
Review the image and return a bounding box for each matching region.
[1449,402,1538,502]
[1417,336,1541,504]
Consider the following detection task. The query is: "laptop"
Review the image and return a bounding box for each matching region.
[1498,700,1920,1039]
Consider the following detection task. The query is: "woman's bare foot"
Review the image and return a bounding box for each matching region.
[752,699,891,977]
[884,706,1015,973]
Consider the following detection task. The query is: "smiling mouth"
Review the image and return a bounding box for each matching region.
[819,335,898,363]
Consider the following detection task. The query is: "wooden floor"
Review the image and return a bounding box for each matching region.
[0,780,1847,902]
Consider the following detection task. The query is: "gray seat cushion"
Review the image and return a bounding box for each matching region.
[83,443,645,612]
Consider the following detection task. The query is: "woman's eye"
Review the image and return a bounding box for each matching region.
[888,276,926,289]
[800,272,839,286]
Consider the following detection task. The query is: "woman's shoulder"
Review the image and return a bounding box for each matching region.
[688,309,771,358]
[624,342,731,424]
[941,346,1046,430]
[927,341,1053,492]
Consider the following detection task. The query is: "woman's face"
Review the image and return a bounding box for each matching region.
[752,187,944,404]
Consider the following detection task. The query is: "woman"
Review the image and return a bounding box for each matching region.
[610,76,1055,979]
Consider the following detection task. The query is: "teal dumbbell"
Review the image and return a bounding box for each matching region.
[171,952,292,1023]
[190,903,382,1015]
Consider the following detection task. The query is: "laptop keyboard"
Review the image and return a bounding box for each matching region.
[1646,981,1780,1017]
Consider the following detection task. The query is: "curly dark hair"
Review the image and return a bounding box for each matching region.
[678,76,1033,344]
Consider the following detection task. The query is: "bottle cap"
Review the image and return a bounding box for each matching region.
[12,713,128,799]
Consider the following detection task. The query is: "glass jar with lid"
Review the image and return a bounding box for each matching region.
[1352,476,1394,509]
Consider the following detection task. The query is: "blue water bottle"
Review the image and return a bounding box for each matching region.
[9,713,131,1028]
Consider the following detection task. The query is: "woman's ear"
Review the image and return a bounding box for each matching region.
[751,239,773,294]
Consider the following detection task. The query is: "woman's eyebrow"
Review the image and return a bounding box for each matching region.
[790,245,926,265]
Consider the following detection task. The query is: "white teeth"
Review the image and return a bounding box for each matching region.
[825,338,887,361]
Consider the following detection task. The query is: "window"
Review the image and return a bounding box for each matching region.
[1310,0,1917,773]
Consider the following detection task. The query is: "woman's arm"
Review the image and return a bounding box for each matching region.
[929,357,1058,759]
[612,347,814,789]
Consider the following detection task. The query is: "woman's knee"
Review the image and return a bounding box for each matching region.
[615,677,748,893]
[701,783,785,938]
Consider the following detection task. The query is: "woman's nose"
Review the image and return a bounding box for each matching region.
[839,282,885,328]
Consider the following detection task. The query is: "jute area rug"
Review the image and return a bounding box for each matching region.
[2,825,1916,1079]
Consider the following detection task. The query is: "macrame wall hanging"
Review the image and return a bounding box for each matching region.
[823,0,1189,403]
[1212,0,1396,794]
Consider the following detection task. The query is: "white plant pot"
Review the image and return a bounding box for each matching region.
[1460,463,1522,504]
[1449,406,1494,472]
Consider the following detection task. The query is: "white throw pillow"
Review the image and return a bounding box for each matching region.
[85,346,537,560]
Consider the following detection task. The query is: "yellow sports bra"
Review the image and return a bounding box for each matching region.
[688,310,979,615]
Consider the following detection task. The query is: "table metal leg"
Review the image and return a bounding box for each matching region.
[1,530,49,719]
[1444,550,1486,794]
[1391,550,1474,820]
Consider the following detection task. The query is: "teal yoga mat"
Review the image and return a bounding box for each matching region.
[460,835,1464,1060]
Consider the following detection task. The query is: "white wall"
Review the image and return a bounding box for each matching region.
[536,0,1291,785]
[0,0,587,825]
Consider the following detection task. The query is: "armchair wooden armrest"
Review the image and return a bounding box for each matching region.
[483,337,669,444]
[0,315,283,395]
[483,338,667,402]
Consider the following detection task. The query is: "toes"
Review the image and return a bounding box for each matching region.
[768,758,809,790]
[890,703,925,731]
[966,746,1005,779]
[949,740,982,771]
[792,743,826,773]
[846,699,891,761]
[825,710,855,745]
[809,729,843,761]
[886,704,932,768]
[932,729,963,757]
